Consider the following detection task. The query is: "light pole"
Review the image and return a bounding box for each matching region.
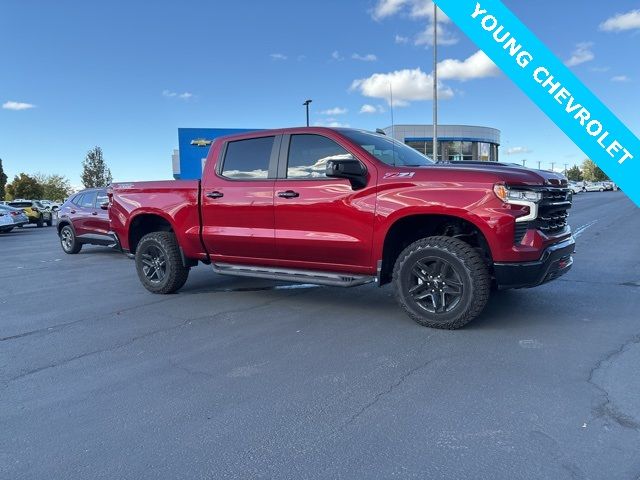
[433,2,438,162]
[551,161,556,172]
[303,99,312,127]
[537,160,541,170]
[522,159,527,167]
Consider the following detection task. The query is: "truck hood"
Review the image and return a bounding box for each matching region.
[425,162,568,187]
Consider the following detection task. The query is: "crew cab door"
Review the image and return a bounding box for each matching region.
[273,133,377,273]
[200,134,279,262]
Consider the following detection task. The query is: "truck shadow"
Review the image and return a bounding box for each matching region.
[179,268,552,331]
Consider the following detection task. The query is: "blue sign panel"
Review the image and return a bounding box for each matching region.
[176,128,259,179]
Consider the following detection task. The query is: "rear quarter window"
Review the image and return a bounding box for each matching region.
[221,136,275,180]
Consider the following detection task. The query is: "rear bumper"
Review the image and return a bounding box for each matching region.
[493,236,575,289]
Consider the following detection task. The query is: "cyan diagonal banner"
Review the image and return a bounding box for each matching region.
[433,0,640,207]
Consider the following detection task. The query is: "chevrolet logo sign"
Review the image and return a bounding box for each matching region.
[190,138,212,147]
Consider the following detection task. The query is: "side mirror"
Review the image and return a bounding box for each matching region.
[100,202,109,210]
[326,157,367,190]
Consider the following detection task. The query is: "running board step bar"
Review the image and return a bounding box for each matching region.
[212,263,375,288]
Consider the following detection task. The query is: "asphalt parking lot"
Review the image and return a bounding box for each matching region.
[1,191,639,479]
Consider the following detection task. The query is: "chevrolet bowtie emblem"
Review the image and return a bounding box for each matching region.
[190,138,212,147]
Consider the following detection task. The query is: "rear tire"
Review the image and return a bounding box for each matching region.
[393,236,491,329]
[36,216,44,228]
[46,217,53,227]
[135,231,189,294]
[60,225,82,254]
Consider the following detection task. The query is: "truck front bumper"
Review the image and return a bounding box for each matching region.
[493,236,575,289]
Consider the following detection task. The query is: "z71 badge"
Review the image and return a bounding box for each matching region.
[384,172,415,179]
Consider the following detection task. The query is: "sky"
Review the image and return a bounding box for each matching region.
[1,0,639,186]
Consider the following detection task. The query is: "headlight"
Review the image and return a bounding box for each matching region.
[493,184,542,203]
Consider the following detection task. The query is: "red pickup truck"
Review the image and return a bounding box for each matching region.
[109,127,574,329]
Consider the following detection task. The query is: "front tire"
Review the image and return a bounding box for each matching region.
[135,231,189,294]
[36,216,44,228]
[393,236,491,329]
[60,225,82,254]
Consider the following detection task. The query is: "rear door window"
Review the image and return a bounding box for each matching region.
[79,192,97,208]
[95,190,108,207]
[221,136,275,180]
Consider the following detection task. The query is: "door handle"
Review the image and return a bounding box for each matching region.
[206,191,224,199]
[70,210,76,214]
[277,190,300,199]
[91,212,98,215]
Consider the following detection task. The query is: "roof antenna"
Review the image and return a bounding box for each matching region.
[390,82,396,166]
[389,82,395,139]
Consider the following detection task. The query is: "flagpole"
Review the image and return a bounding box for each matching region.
[433,3,439,162]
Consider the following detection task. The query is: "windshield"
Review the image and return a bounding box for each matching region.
[339,129,434,167]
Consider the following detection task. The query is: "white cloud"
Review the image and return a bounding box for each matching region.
[320,107,348,115]
[372,0,410,20]
[504,146,532,155]
[352,53,378,62]
[564,42,594,67]
[590,66,610,73]
[600,9,640,32]
[437,50,499,81]
[314,120,350,128]
[372,0,449,21]
[331,50,344,61]
[414,21,458,46]
[2,101,36,110]
[162,90,194,100]
[350,68,453,106]
[372,0,457,47]
[611,75,631,82]
[359,104,385,114]
[270,53,288,60]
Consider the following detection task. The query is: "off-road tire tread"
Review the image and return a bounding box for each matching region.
[393,236,491,329]
[136,231,189,294]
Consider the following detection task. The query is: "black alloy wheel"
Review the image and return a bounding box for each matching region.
[407,257,464,314]
[140,244,168,284]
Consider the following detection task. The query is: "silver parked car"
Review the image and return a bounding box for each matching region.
[0,204,29,231]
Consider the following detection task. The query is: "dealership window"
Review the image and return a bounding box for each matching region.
[448,141,473,161]
[287,134,352,179]
[221,136,274,179]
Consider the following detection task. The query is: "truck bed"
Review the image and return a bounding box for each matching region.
[109,180,206,260]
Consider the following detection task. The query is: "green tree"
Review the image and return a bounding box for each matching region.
[581,159,608,182]
[0,158,7,200]
[6,173,44,199]
[34,173,73,201]
[81,146,113,188]
[565,165,583,182]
